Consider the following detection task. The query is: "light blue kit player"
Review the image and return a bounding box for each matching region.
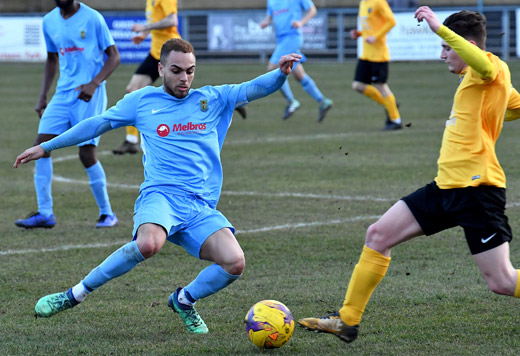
[15,0,120,229]
[14,39,302,335]
[260,0,333,121]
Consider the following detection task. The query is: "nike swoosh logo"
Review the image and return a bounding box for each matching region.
[481,232,497,244]
[152,107,167,114]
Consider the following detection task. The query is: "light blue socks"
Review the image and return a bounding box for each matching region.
[184,263,241,301]
[301,74,324,102]
[82,241,145,291]
[34,157,53,216]
[86,161,113,216]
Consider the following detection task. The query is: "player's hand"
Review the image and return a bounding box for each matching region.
[292,20,303,29]
[13,145,46,168]
[350,29,361,40]
[365,35,376,44]
[278,53,302,75]
[131,23,147,33]
[35,97,47,118]
[259,20,270,29]
[415,6,441,33]
[75,81,98,102]
[131,33,147,44]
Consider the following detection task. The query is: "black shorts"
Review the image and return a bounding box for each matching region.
[354,59,388,84]
[402,181,512,255]
[135,53,160,82]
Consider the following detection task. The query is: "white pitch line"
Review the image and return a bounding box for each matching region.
[1,215,379,256]
[52,174,395,202]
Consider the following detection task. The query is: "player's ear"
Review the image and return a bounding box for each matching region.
[158,62,164,78]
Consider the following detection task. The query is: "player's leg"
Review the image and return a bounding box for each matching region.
[15,91,73,228]
[34,223,165,317]
[168,205,243,334]
[169,227,243,334]
[473,243,518,295]
[78,144,117,227]
[75,86,117,227]
[374,82,402,130]
[463,186,519,296]
[353,59,384,102]
[15,133,58,228]
[299,199,424,343]
[270,39,300,119]
[292,64,333,122]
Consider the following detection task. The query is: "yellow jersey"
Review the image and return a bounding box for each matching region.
[146,0,180,60]
[358,0,395,62]
[505,87,520,122]
[435,26,511,189]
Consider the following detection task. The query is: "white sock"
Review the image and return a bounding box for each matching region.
[391,118,402,124]
[71,282,89,302]
[177,288,194,306]
[126,135,138,144]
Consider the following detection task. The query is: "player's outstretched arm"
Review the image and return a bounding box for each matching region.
[14,145,46,168]
[242,54,301,102]
[279,53,302,75]
[14,116,113,168]
[414,6,441,33]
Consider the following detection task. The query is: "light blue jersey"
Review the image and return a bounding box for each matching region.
[42,3,115,91]
[41,68,288,210]
[267,0,314,38]
[102,85,247,207]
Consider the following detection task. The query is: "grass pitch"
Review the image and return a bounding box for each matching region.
[1,59,520,355]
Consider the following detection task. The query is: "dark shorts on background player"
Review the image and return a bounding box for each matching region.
[135,53,160,82]
[354,59,389,84]
[402,181,512,255]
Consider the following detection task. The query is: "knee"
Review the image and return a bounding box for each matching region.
[136,228,166,259]
[79,147,96,168]
[137,238,162,259]
[225,252,246,276]
[483,273,515,296]
[365,222,388,251]
[352,81,363,92]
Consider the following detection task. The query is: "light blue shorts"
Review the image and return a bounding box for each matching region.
[270,34,307,67]
[132,188,234,258]
[38,84,107,147]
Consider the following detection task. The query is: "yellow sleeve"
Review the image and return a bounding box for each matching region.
[161,0,177,15]
[372,0,396,40]
[437,25,495,81]
[505,87,520,121]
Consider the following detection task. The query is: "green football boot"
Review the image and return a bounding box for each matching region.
[168,288,208,334]
[35,289,78,317]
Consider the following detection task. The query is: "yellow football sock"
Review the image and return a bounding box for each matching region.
[382,94,400,122]
[339,245,391,326]
[514,270,520,298]
[362,85,385,106]
[126,126,139,137]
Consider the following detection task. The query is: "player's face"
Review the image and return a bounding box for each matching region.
[159,51,196,99]
[440,40,466,74]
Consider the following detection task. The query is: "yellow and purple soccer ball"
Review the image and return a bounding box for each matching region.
[244,300,295,349]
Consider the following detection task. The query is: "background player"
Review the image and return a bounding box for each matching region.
[113,0,181,155]
[259,0,332,122]
[15,0,120,229]
[299,7,520,343]
[350,0,402,130]
[14,39,300,335]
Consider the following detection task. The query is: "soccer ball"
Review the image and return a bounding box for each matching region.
[244,300,295,349]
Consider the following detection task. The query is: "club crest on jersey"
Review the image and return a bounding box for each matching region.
[200,100,208,112]
[80,31,86,39]
[157,124,170,137]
